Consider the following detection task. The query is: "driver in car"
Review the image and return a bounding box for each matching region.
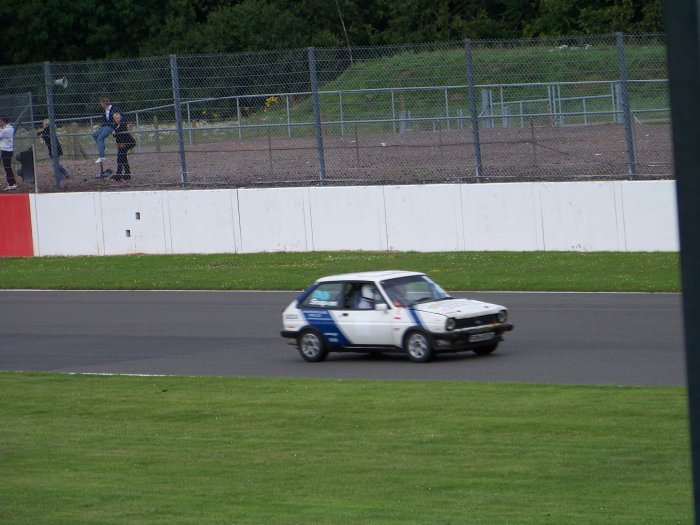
[357,284,376,309]
[386,283,409,307]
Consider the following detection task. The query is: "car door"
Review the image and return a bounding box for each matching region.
[298,281,351,346]
[336,282,395,346]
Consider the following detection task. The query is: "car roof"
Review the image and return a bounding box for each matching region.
[315,270,425,283]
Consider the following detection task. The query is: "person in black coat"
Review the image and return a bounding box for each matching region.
[38,119,69,179]
[111,112,135,181]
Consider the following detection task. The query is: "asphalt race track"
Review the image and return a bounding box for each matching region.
[0,290,685,386]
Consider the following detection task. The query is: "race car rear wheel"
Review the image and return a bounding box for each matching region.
[473,342,498,355]
[404,330,434,363]
[298,329,328,362]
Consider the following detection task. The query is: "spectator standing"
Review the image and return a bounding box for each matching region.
[112,112,135,181]
[38,119,69,179]
[0,117,16,190]
[92,97,122,163]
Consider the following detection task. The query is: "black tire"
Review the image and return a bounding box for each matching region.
[403,330,434,363]
[297,329,328,362]
[473,342,498,356]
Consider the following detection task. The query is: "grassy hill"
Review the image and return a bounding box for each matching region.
[251,42,668,138]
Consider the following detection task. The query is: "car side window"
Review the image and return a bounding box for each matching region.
[300,283,345,309]
[346,282,388,310]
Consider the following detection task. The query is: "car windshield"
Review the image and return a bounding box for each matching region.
[381,275,452,307]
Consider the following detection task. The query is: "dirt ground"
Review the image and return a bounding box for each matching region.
[15,122,673,194]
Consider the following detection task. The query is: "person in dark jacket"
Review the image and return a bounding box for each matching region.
[111,112,135,181]
[38,119,69,179]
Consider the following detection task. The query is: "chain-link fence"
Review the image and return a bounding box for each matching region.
[0,33,670,192]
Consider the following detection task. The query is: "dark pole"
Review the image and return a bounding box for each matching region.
[615,32,637,177]
[464,39,482,181]
[664,1,700,522]
[43,62,63,191]
[308,47,326,185]
[170,54,188,186]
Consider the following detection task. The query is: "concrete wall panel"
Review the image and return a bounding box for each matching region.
[538,182,622,251]
[32,193,103,256]
[461,183,543,251]
[237,187,310,252]
[167,190,239,254]
[100,192,168,255]
[309,186,387,251]
[384,185,464,251]
[619,181,679,251]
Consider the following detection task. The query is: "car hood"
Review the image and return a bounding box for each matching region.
[412,298,502,317]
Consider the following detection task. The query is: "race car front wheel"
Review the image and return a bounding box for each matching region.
[298,329,328,362]
[404,330,434,363]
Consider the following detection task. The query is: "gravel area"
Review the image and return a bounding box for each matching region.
[14,122,673,193]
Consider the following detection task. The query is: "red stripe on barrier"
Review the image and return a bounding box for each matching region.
[0,194,33,257]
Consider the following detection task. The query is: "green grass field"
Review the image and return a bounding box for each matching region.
[0,373,691,524]
[0,251,680,292]
[0,251,689,523]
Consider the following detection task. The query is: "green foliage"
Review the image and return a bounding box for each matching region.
[0,0,664,66]
[524,0,663,37]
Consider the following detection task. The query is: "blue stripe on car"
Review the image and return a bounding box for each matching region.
[408,306,423,327]
[301,309,351,346]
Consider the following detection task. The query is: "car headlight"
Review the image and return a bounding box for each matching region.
[445,317,456,331]
[497,310,508,323]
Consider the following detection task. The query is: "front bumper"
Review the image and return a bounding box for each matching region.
[432,322,514,350]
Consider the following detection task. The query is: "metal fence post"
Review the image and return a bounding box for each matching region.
[28,92,38,194]
[286,94,292,138]
[613,82,623,124]
[170,54,188,185]
[135,112,141,148]
[339,91,345,136]
[444,87,450,130]
[44,61,63,191]
[186,102,192,146]
[616,32,637,177]
[236,97,242,140]
[465,39,482,180]
[308,47,326,184]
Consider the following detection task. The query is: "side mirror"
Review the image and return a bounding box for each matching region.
[374,303,389,311]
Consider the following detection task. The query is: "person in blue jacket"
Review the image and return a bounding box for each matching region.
[92,97,123,163]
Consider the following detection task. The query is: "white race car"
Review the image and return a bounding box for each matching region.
[281,270,513,362]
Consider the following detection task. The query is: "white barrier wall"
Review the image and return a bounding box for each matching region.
[461,183,543,251]
[31,192,105,256]
[383,185,466,251]
[237,188,312,252]
[539,182,623,251]
[310,186,388,251]
[29,180,679,256]
[168,190,240,254]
